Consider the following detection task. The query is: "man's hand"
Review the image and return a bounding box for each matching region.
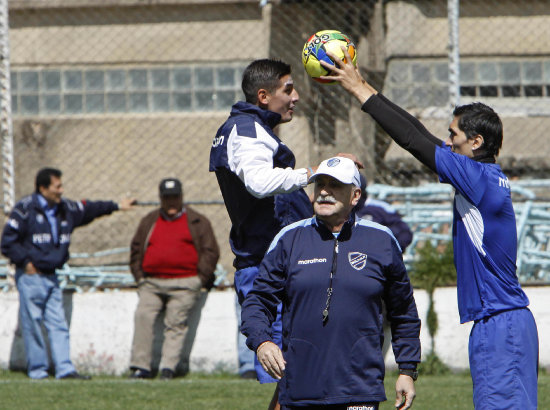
[395,374,416,409]
[118,198,137,210]
[319,47,378,104]
[336,152,364,169]
[256,341,286,380]
[25,261,38,275]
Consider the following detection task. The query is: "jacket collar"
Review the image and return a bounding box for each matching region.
[160,207,185,221]
[313,213,356,241]
[472,152,496,163]
[37,193,58,213]
[31,192,66,214]
[231,101,282,130]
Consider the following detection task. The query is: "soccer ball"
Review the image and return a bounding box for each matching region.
[302,30,357,84]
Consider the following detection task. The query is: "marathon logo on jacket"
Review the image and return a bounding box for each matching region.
[297,257,327,265]
[33,233,51,244]
[347,406,376,410]
[348,252,367,270]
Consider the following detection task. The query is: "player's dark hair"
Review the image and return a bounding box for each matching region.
[453,102,503,157]
[242,59,291,104]
[35,167,62,193]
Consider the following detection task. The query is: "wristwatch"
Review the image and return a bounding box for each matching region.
[399,368,418,381]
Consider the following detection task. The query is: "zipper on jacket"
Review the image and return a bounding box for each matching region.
[322,238,338,324]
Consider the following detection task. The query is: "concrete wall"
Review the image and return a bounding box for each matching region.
[9,4,268,65]
[386,0,550,57]
[1,286,548,375]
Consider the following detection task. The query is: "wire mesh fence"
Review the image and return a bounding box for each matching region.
[1,0,550,284]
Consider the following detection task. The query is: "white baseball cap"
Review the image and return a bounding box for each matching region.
[309,157,361,187]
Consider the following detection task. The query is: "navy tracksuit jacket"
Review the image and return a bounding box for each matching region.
[1,193,119,273]
[242,214,420,406]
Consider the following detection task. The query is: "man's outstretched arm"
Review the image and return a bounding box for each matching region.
[321,49,442,173]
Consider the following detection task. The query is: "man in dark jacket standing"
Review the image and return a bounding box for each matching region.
[242,157,420,410]
[128,178,219,380]
[1,167,135,379]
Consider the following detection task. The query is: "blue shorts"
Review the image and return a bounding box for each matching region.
[235,265,283,384]
[469,307,538,409]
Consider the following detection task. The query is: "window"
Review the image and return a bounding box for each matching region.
[11,64,246,116]
[387,57,550,109]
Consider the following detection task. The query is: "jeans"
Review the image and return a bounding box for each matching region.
[235,296,255,375]
[15,269,76,379]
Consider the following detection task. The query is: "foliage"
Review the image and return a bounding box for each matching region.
[72,343,116,376]
[410,241,457,360]
[410,241,457,293]
[417,352,451,376]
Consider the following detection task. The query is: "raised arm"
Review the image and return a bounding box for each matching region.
[362,95,438,172]
[321,49,443,173]
[377,93,443,147]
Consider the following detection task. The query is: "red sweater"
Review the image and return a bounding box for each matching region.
[142,213,199,278]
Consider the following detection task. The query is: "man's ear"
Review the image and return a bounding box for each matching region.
[257,88,269,106]
[350,187,362,206]
[472,134,485,151]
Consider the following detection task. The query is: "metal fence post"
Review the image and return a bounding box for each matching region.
[0,0,14,214]
[448,0,460,110]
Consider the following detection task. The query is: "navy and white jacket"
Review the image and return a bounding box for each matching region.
[209,101,313,269]
[241,215,420,406]
[1,193,119,273]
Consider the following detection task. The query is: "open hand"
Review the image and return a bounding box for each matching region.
[256,341,286,380]
[320,47,378,104]
[395,374,416,409]
[119,198,137,210]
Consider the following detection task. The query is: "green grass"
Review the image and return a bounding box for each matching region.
[0,370,548,409]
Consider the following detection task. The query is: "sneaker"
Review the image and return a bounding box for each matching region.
[160,368,174,380]
[59,372,91,380]
[129,368,152,379]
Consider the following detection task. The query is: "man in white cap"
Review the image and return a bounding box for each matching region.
[241,157,421,410]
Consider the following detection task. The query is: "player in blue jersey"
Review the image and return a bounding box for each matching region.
[323,50,539,409]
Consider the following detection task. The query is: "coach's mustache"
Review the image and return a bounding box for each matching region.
[315,195,337,204]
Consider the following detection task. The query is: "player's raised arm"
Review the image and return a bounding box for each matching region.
[319,49,376,104]
[321,48,440,173]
